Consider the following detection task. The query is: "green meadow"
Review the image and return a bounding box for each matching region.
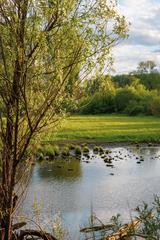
[48,115,160,143]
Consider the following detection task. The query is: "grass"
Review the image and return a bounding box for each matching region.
[45,114,160,143]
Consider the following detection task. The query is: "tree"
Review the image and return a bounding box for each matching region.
[84,74,115,96]
[137,60,157,74]
[0,1,128,239]
[113,74,141,87]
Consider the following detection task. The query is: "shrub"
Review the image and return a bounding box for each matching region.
[75,145,82,155]
[124,100,145,116]
[150,96,160,116]
[115,87,140,112]
[40,145,55,159]
[93,146,99,152]
[62,146,70,156]
[83,146,90,153]
[68,144,75,150]
[99,146,104,154]
[38,152,44,161]
[53,145,60,156]
[78,91,115,114]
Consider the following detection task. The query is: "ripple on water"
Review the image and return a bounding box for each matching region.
[20,145,160,239]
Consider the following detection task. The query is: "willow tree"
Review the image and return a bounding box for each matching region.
[0,0,128,239]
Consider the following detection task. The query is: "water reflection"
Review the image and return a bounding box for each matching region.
[38,158,82,181]
[21,145,160,239]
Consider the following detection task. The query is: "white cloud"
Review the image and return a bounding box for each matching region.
[112,0,160,74]
[113,44,160,73]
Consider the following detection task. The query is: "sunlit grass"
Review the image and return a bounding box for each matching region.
[46,115,160,142]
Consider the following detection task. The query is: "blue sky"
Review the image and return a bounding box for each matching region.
[113,0,160,74]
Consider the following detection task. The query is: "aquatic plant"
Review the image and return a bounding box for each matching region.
[62,146,70,157]
[37,145,56,160]
[83,146,90,153]
[99,146,104,154]
[68,144,75,150]
[93,146,99,152]
[53,145,60,156]
[105,149,112,154]
[75,145,82,155]
[52,212,69,240]
[38,152,45,162]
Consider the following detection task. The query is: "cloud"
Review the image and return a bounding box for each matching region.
[113,44,160,74]
[112,0,160,74]
[125,28,160,47]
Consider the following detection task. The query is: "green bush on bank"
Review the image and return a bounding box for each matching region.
[79,91,116,114]
[149,96,160,116]
[77,84,158,117]
[115,87,139,112]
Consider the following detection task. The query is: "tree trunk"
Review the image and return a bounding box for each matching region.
[0,109,15,240]
[1,160,15,240]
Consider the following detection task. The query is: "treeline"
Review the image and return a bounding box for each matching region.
[66,71,160,116]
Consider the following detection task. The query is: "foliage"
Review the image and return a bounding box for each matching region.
[75,71,160,116]
[84,75,115,96]
[115,87,140,112]
[137,73,160,90]
[150,96,160,116]
[135,196,160,239]
[113,74,141,88]
[0,1,128,238]
[52,213,69,240]
[124,100,146,116]
[137,60,157,74]
[62,146,70,157]
[82,196,160,240]
[83,146,89,153]
[38,145,57,159]
[75,145,81,155]
[79,90,115,114]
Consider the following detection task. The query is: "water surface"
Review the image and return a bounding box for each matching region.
[20,145,160,239]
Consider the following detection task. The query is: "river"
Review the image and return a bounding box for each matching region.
[19,144,160,239]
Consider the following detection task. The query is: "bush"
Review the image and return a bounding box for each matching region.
[39,145,55,159]
[83,146,89,153]
[93,146,99,152]
[150,96,160,116]
[125,104,144,116]
[115,87,140,112]
[78,91,115,114]
[125,98,156,116]
[37,144,60,159]
[75,145,82,155]
[62,146,70,156]
[53,145,60,156]
[76,77,159,116]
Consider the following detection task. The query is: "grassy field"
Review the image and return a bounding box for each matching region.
[46,115,160,143]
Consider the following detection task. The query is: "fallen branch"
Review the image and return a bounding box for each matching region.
[16,229,57,240]
[13,222,27,230]
[105,220,140,240]
[80,223,114,233]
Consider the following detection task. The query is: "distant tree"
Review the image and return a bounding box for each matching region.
[85,75,115,96]
[0,1,128,239]
[150,96,160,116]
[137,60,157,74]
[112,74,140,87]
[136,72,160,90]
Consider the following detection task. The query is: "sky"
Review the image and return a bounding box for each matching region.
[112,0,160,74]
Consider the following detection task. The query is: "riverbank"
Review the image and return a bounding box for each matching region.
[44,115,160,143]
